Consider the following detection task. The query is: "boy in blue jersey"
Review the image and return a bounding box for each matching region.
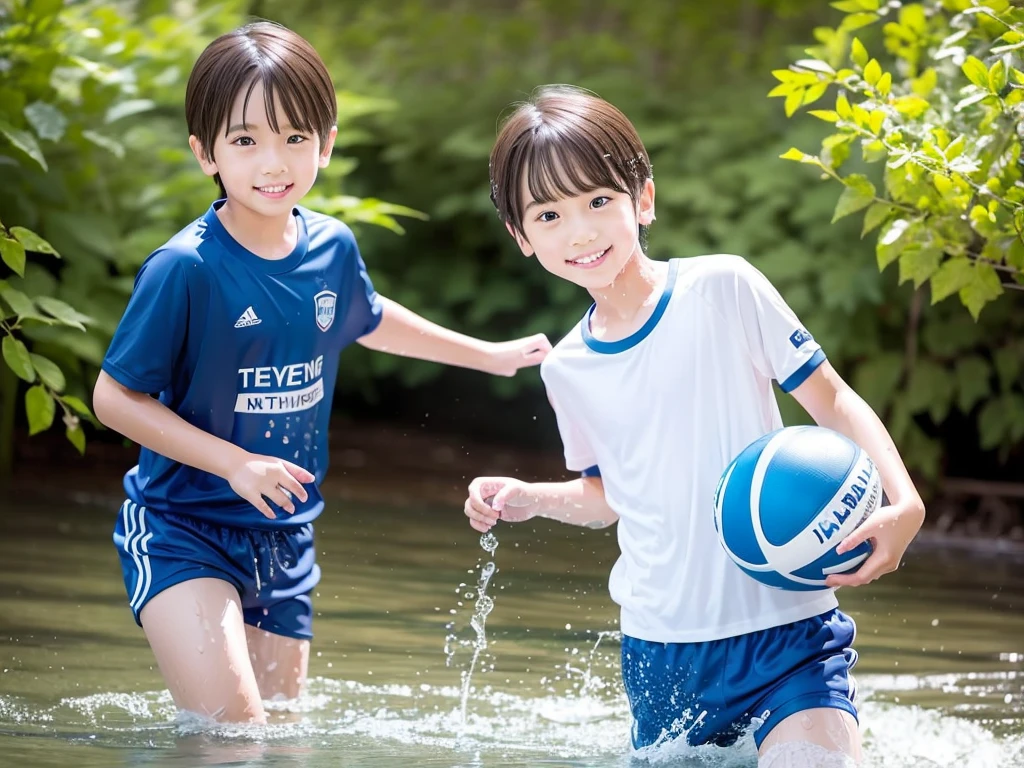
[93,22,550,725]
[463,86,925,764]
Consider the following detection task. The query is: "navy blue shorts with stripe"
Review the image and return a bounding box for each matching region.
[113,500,321,640]
[621,609,858,750]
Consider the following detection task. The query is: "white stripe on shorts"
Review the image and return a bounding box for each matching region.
[123,501,153,612]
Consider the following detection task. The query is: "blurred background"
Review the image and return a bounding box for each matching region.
[1,0,1022,532]
[3,3,1024,766]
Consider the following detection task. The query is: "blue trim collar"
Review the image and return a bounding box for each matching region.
[581,259,679,354]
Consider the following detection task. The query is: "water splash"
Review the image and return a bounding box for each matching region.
[445,530,500,727]
[458,532,498,724]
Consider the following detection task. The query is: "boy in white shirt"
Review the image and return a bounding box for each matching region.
[463,85,925,764]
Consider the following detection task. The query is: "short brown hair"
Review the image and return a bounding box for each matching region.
[489,85,652,240]
[185,21,337,196]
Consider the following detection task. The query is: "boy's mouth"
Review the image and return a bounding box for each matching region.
[567,246,610,268]
[255,183,294,199]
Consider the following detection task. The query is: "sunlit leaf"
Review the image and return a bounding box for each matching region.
[2,336,35,382]
[25,384,55,435]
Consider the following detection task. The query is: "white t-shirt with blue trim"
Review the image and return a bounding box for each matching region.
[539,255,837,643]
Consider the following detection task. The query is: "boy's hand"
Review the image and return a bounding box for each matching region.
[465,476,538,532]
[825,499,925,588]
[227,454,314,519]
[485,334,552,376]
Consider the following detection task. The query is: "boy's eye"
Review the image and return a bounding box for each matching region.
[232,136,255,146]
[537,211,559,223]
[287,135,307,144]
[591,196,611,209]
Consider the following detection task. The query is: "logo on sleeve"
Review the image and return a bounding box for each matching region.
[314,290,337,332]
[789,328,813,349]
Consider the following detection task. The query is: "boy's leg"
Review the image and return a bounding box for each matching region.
[758,708,861,763]
[245,624,310,700]
[241,524,319,701]
[140,577,266,723]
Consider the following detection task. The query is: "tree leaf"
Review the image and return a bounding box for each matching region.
[864,59,882,86]
[23,101,67,142]
[9,226,59,257]
[34,296,91,331]
[994,346,1022,392]
[104,99,156,124]
[832,174,876,222]
[2,336,36,382]
[81,130,125,159]
[959,263,1003,319]
[29,353,65,392]
[779,147,820,164]
[861,202,892,237]
[930,258,974,303]
[25,384,55,436]
[851,38,870,68]
[60,395,94,418]
[0,282,37,319]
[0,236,26,277]
[955,356,990,413]
[0,117,47,171]
[876,71,892,97]
[977,399,1006,450]
[66,424,86,455]
[898,247,942,288]
[962,56,991,89]
[852,353,904,412]
[989,59,1008,93]
[876,218,911,269]
[808,110,839,122]
[840,12,880,32]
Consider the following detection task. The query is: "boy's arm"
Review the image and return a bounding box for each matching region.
[464,475,618,533]
[92,371,312,518]
[357,296,550,376]
[790,361,926,588]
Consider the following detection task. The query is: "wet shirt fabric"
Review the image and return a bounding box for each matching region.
[102,201,382,529]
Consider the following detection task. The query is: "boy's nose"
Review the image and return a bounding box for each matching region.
[571,228,598,247]
[260,151,288,176]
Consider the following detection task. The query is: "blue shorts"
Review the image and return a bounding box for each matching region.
[621,609,858,750]
[113,500,320,640]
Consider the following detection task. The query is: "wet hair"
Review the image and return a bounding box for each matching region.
[489,85,653,243]
[185,21,337,197]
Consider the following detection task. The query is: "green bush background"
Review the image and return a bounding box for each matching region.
[1,0,1020,489]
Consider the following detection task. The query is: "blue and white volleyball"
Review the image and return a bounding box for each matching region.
[713,426,881,591]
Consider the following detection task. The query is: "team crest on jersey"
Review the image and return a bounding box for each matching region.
[314,290,337,332]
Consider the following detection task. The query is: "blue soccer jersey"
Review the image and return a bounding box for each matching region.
[102,201,382,529]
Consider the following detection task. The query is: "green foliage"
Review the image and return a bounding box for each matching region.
[0,0,419,474]
[772,0,1024,320]
[248,0,1021,479]
[770,0,1024,469]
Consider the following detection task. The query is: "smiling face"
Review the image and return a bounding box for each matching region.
[510,175,655,289]
[189,80,336,217]
[489,86,655,288]
[184,22,339,211]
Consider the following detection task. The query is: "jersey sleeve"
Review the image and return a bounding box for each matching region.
[546,388,599,474]
[101,249,191,394]
[335,227,383,340]
[724,256,826,393]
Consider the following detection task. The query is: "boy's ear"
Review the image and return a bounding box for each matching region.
[188,135,218,178]
[318,125,339,168]
[505,222,534,257]
[637,178,656,226]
